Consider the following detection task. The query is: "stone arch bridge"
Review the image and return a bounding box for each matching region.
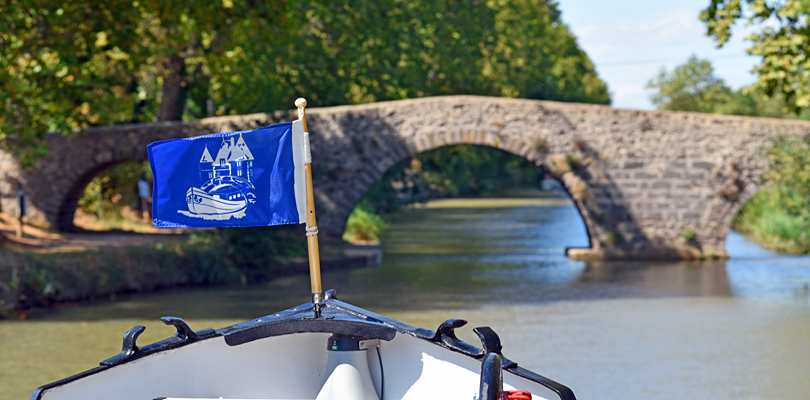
[2,96,809,259]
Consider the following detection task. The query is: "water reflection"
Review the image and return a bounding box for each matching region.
[577,261,732,298]
[726,231,810,301]
[28,192,810,323]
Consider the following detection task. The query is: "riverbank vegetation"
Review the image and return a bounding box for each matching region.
[733,138,810,254]
[733,187,810,254]
[0,225,314,318]
[0,243,232,318]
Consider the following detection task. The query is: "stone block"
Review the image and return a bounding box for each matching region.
[634,172,657,179]
[645,212,663,220]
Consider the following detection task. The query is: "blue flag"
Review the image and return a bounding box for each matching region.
[147,121,307,228]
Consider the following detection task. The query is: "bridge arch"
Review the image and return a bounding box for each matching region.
[57,159,152,231]
[330,138,598,252]
[3,95,809,259]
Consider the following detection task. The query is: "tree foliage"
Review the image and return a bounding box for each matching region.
[646,55,802,118]
[77,161,151,220]
[701,0,810,112]
[766,137,810,219]
[733,138,810,253]
[646,55,732,113]
[0,0,290,166]
[285,0,611,105]
[1,0,609,167]
[174,0,611,112]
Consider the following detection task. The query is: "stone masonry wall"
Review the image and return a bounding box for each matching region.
[2,95,809,259]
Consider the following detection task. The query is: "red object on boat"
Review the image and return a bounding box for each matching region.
[502,390,533,400]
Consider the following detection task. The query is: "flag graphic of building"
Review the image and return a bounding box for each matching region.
[199,133,254,184]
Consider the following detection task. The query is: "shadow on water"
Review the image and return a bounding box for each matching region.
[28,189,810,321]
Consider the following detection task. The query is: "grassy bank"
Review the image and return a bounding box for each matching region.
[0,244,219,317]
[733,186,810,254]
[0,227,321,318]
[343,201,389,243]
[733,137,810,254]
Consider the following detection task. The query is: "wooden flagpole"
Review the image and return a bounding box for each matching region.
[295,98,324,315]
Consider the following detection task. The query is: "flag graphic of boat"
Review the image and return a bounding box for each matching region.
[178,134,257,220]
[180,176,257,220]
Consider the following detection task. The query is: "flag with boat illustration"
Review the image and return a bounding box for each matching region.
[147,121,308,228]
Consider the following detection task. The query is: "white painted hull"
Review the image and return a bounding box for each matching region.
[32,297,575,400]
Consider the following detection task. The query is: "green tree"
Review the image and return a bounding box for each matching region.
[733,138,810,253]
[766,138,810,219]
[2,0,609,168]
[218,0,610,111]
[645,55,732,113]
[77,161,151,221]
[645,55,800,118]
[0,0,290,166]
[701,0,810,112]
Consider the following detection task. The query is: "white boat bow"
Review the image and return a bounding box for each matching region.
[32,291,576,400]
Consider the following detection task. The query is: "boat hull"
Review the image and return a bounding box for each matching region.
[32,297,575,400]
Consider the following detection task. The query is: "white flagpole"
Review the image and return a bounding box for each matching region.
[295,98,324,316]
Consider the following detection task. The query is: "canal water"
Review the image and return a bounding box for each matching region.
[2,189,809,400]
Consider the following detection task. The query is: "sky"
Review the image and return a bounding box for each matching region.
[556,0,761,110]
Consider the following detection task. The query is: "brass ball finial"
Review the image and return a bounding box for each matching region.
[295,98,307,108]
